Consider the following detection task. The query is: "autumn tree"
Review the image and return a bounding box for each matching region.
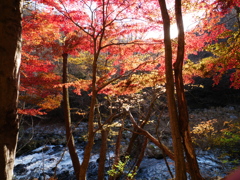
[122,0,204,179]
[0,0,23,180]
[24,0,161,179]
[184,4,240,89]
[19,11,62,115]
[21,1,200,180]
[62,52,81,179]
[17,0,240,179]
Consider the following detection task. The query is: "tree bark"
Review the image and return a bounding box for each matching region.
[79,39,99,180]
[157,0,187,179]
[97,128,108,180]
[131,137,148,177]
[126,95,156,156]
[111,122,124,180]
[62,53,81,180]
[174,1,204,179]
[128,111,175,160]
[0,1,22,179]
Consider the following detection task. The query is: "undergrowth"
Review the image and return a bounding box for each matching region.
[190,106,240,167]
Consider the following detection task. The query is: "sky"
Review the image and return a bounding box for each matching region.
[28,0,205,40]
[145,10,205,39]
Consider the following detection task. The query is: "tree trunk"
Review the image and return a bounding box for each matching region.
[131,137,148,178]
[174,0,204,179]
[62,53,81,180]
[97,128,108,180]
[109,122,124,180]
[157,0,187,179]
[126,96,155,156]
[128,111,175,160]
[79,40,99,180]
[0,1,22,179]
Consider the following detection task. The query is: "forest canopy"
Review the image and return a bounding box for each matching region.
[10,0,240,179]
[20,0,240,115]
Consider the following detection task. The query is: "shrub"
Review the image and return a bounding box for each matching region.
[191,118,240,166]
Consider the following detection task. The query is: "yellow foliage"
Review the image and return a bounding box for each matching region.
[191,119,219,149]
[192,119,217,136]
[37,94,62,111]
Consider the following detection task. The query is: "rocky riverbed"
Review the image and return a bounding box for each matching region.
[14,106,240,180]
[14,144,229,180]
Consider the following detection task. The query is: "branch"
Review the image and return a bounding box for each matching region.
[96,60,151,93]
[127,110,175,160]
[94,113,123,133]
[57,0,92,36]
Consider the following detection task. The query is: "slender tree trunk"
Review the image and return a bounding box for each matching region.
[97,128,108,180]
[131,137,148,177]
[79,40,99,180]
[126,95,156,156]
[125,127,142,156]
[109,122,124,180]
[157,0,187,179]
[174,1,204,179]
[62,53,81,180]
[128,112,175,160]
[0,1,22,179]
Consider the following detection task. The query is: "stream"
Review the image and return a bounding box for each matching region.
[14,144,229,180]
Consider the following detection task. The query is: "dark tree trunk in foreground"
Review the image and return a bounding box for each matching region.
[156,0,204,179]
[157,0,187,179]
[62,53,81,180]
[0,0,23,179]
[174,0,204,179]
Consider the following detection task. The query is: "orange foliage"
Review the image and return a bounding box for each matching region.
[20,0,240,116]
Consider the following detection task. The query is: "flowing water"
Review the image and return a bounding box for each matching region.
[14,144,229,180]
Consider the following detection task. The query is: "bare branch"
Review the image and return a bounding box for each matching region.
[127,110,175,160]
